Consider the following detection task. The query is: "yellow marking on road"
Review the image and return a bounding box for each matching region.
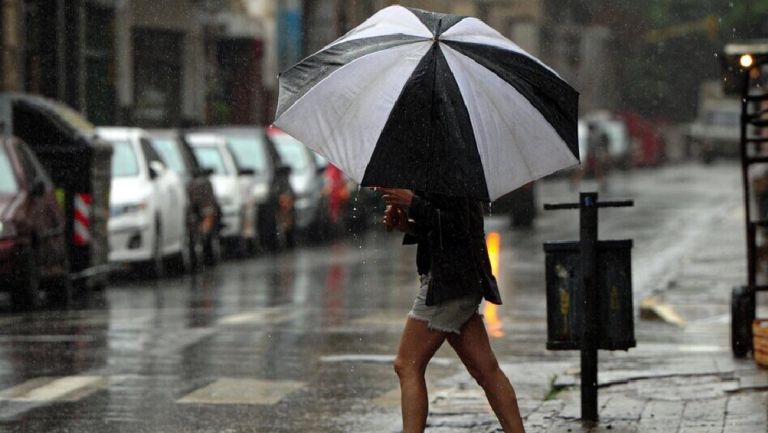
[0,376,117,402]
[177,378,304,406]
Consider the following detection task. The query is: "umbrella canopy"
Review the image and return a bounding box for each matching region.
[274,6,579,202]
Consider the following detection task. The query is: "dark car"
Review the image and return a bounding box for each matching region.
[147,130,222,268]
[268,127,326,237]
[0,137,69,308]
[201,127,295,252]
[487,182,536,228]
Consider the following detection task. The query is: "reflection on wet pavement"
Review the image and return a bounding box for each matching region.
[0,163,750,432]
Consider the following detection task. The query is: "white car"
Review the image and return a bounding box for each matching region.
[99,127,189,276]
[186,133,255,251]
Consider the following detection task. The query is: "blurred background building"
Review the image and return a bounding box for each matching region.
[0,0,766,130]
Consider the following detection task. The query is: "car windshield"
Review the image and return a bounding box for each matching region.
[0,147,18,193]
[151,138,187,175]
[110,140,140,178]
[272,134,310,173]
[226,136,267,174]
[192,146,230,175]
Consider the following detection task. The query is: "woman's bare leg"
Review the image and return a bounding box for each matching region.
[447,314,526,433]
[394,317,448,433]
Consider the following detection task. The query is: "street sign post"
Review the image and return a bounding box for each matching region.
[543,192,635,423]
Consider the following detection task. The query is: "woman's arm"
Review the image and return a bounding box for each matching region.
[378,188,471,242]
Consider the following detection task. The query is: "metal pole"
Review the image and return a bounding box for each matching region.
[741,67,754,288]
[580,192,599,423]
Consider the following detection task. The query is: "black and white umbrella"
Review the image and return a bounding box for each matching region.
[274,6,579,202]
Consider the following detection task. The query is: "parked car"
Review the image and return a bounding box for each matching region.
[619,112,666,167]
[185,133,255,254]
[267,127,325,237]
[583,111,632,170]
[98,127,189,277]
[687,80,741,162]
[202,127,296,251]
[0,137,69,308]
[147,130,222,268]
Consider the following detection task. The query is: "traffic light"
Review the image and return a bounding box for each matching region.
[720,41,768,95]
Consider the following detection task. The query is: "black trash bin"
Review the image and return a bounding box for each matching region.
[544,240,635,351]
[0,93,112,292]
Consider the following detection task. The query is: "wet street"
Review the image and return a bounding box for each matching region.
[0,162,752,433]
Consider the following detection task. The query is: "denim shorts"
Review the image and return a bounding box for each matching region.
[408,273,482,334]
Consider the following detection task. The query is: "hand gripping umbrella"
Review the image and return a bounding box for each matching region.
[274,6,579,202]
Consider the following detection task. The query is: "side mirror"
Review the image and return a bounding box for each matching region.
[30,179,46,197]
[316,164,326,175]
[149,161,165,180]
[238,167,256,177]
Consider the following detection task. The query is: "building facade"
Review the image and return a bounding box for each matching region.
[0,0,274,127]
[0,0,619,127]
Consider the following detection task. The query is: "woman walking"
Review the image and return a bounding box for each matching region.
[378,187,526,433]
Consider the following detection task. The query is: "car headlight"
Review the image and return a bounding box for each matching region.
[0,221,17,239]
[111,201,147,217]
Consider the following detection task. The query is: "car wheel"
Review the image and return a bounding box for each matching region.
[45,275,72,309]
[11,246,42,311]
[189,227,205,272]
[259,205,279,252]
[148,220,165,279]
[204,230,222,266]
[731,286,754,358]
[169,227,193,275]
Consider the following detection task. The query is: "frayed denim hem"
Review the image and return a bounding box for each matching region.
[407,312,462,335]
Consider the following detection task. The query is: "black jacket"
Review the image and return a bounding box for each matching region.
[403,192,502,307]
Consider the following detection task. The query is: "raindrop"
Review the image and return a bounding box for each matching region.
[713,53,718,58]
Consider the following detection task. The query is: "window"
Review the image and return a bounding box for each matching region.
[0,147,18,193]
[15,142,40,184]
[132,28,182,127]
[150,138,187,175]
[271,134,310,173]
[17,142,52,187]
[110,141,140,178]
[140,138,163,166]
[226,136,268,174]
[192,146,230,175]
